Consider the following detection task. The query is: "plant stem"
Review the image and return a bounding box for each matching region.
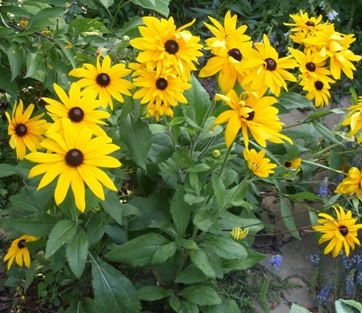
[218,142,234,178]
[302,159,346,175]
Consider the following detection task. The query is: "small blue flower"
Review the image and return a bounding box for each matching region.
[346,273,356,296]
[317,281,332,302]
[270,254,283,271]
[352,154,361,168]
[310,253,320,265]
[357,271,362,286]
[355,254,362,270]
[317,177,331,198]
[342,254,356,270]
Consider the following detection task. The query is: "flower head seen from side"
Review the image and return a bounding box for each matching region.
[300,75,335,108]
[335,167,362,201]
[130,16,203,82]
[283,158,302,169]
[25,118,121,212]
[198,10,253,93]
[5,100,49,160]
[243,148,277,178]
[230,227,249,241]
[342,96,362,143]
[43,83,110,136]
[3,235,40,270]
[241,34,298,96]
[69,54,134,110]
[312,205,362,257]
[214,89,292,148]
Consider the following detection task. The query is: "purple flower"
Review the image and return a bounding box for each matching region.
[346,273,356,296]
[310,253,320,265]
[317,281,332,302]
[270,254,282,271]
[357,271,362,286]
[317,177,331,198]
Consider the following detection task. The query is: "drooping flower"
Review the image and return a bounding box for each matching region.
[129,16,203,82]
[69,54,134,109]
[3,235,40,270]
[230,227,249,241]
[312,205,362,257]
[335,167,362,200]
[243,148,277,178]
[342,96,362,143]
[25,118,121,212]
[5,100,49,160]
[300,75,335,108]
[241,34,298,96]
[198,10,253,93]
[43,83,110,136]
[214,89,292,148]
[283,158,302,169]
[145,101,174,121]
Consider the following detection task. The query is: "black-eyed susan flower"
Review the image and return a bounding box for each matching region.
[43,83,110,137]
[335,167,362,201]
[130,16,203,82]
[283,158,302,169]
[342,97,362,143]
[241,34,298,96]
[300,75,335,108]
[198,10,253,93]
[145,101,174,121]
[25,118,121,212]
[3,235,40,270]
[214,89,292,148]
[5,100,49,160]
[69,54,134,110]
[230,227,249,241]
[243,148,277,178]
[312,205,362,257]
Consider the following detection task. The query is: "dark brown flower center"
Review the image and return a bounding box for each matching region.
[96,73,110,87]
[284,161,292,168]
[339,225,348,236]
[156,78,168,90]
[65,149,84,167]
[18,239,26,249]
[315,81,324,90]
[306,21,315,27]
[245,107,255,121]
[68,107,84,122]
[165,40,179,54]
[264,58,277,71]
[15,124,27,137]
[306,62,316,72]
[228,48,242,61]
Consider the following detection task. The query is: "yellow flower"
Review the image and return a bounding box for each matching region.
[3,235,40,270]
[300,76,335,108]
[5,100,49,160]
[230,227,249,241]
[335,167,362,201]
[25,118,121,212]
[198,10,253,93]
[283,158,302,169]
[312,205,362,257]
[43,83,110,136]
[214,89,292,148]
[69,54,134,109]
[241,34,298,96]
[130,16,203,82]
[243,148,277,178]
[343,96,362,142]
[145,101,174,122]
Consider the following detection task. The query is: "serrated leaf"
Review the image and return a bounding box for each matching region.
[171,190,191,235]
[137,286,172,301]
[91,253,140,313]
[179,285,221,306]
[106,233,169,267]
[66,229,89,278]
[46,220,77,258]
[280,197,300,239]
[201,234,247,260]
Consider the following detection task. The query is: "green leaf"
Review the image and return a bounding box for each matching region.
[91,253,140,313]
[25,52,44,78]
[311,121,343,146]
[173,148,194,168]
[99,0,114,10]
[212,173,226,207]
[137,286,172,301]
[201,234,247,260]
[119,17,144,36]
[336,299,362,313]
[106,233,169,267]
[31,7,67,22]
[85,212,105,247]
[151,242,177,264]
[302,109,344,124]
[193,212,213,232]
[119,115,151,170]
[280,197,300,239]
[169,294,181,312]
[277,92,315,111]
[171,190,191,235]
[188,244,216,278]
[0,66,18,97]
[221,247,265,272]
[286,192,321,200]
[290,303,316,313]
[70,18,109,36]
[8,43,23,81]
[148,132,174,163]
[179,285,221,306]
[55,39,77,68]
[11,213,58,237]
[0,164,18,178]
[46,220,77,258]
[130,0,170,17]
[175,264,208,284]
[201,296,241,313]
[66,229,89,278]
[100,191,123,225]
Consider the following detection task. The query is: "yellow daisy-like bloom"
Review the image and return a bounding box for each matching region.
[214,89,292,148]
[3,235,40,270]
[283,158,302,169]
[242,34,298,96]
[342,96,362,143]
[130,16,203,82]
[198,10,253,93]
[300,75,335,108]
[335,167,362,201]
[243,148,277,178]
[43,83,109,137]
[5,100,49,160]
[69,54,134,110]
[131,64,191,109]
[312,205,362,257]
[230,227,249,241]
[25,118,121,212]
[146,102,174,122]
